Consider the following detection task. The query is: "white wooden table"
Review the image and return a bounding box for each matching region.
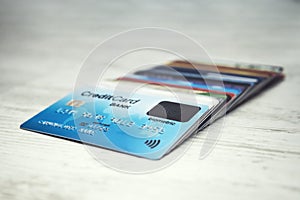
[1,0,300,199]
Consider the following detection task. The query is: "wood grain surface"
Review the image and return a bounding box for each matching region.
[0,0,299,200]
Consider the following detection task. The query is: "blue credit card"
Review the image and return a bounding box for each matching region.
[20,85,218,160]
[120,73,245,95]
[147,65,263,84]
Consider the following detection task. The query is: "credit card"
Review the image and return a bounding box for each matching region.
[20,82,219,159]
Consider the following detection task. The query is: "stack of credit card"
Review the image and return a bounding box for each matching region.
[20,60,284,160]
